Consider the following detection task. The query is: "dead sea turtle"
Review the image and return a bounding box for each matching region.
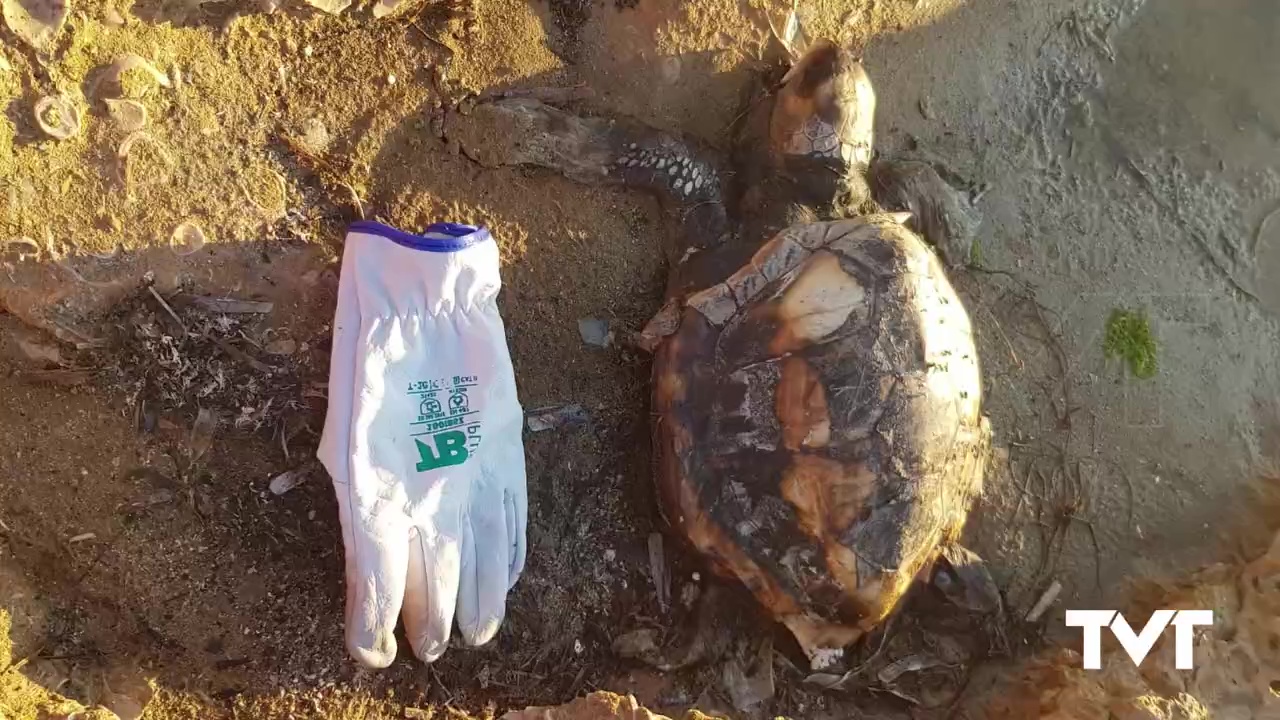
[450,40,997,667]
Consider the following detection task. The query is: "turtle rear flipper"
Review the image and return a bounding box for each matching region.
[931,544,1002,615]
[449,98,730,284]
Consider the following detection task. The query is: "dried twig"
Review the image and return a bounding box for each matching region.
[981,305,1022,369]
[214,338,274,374]
[648,533,670,613]
[147,286,187,334]
[1024,579,1063,622]
[190,296,274,314]
[481,85,595,104]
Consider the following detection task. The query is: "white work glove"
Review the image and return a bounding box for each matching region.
[318,221,527,667]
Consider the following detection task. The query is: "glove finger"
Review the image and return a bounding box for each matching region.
[457,501,509,646]
[403,526,461,663]
[505,489,527,586]
[337,487,407,668]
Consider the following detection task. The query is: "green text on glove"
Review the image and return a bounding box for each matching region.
[409,375,483,472]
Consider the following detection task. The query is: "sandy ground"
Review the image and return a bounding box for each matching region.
[2,0,1279,717]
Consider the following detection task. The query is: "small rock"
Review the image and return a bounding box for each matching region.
[105,98,147,132]
[264,338,297,356]
[298,117,330,154]
[104,688,150,720]
[16,338,63,365]
[387,73,397,86]
[526,404,588,432]
[138,489,175,507]
[269,468,307,495]
[918,95,935,120]
[809,647,843,671]
[612,628,661,662]
[723,637,776,711]
[577,317,611,348]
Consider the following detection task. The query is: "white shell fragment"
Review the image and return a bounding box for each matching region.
[117,131,172,193]
[34,95,81,140]
[1,237,41,262]
[767,0,809,63]
[105,97,147,132]
[170,221,207,255]
[370,0,407,18]
[98,54,171,98]
[2,0,69,51]
[304,0,351,15]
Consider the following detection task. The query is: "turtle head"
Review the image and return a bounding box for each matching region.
[730,40,876,247]
[769,39,875,172]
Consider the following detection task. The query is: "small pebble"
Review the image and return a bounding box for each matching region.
[603,548,616,562]
[269,468,307,495]
[265,338,297,356]
[573,639,584,655]
[303,45,313,57]
[387,73,397,86]
[578,317,611,348]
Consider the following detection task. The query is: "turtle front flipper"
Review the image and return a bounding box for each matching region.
[870,159,981,268]
[448,98,730,279]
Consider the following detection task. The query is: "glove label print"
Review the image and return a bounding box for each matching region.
[407,375,483,472]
